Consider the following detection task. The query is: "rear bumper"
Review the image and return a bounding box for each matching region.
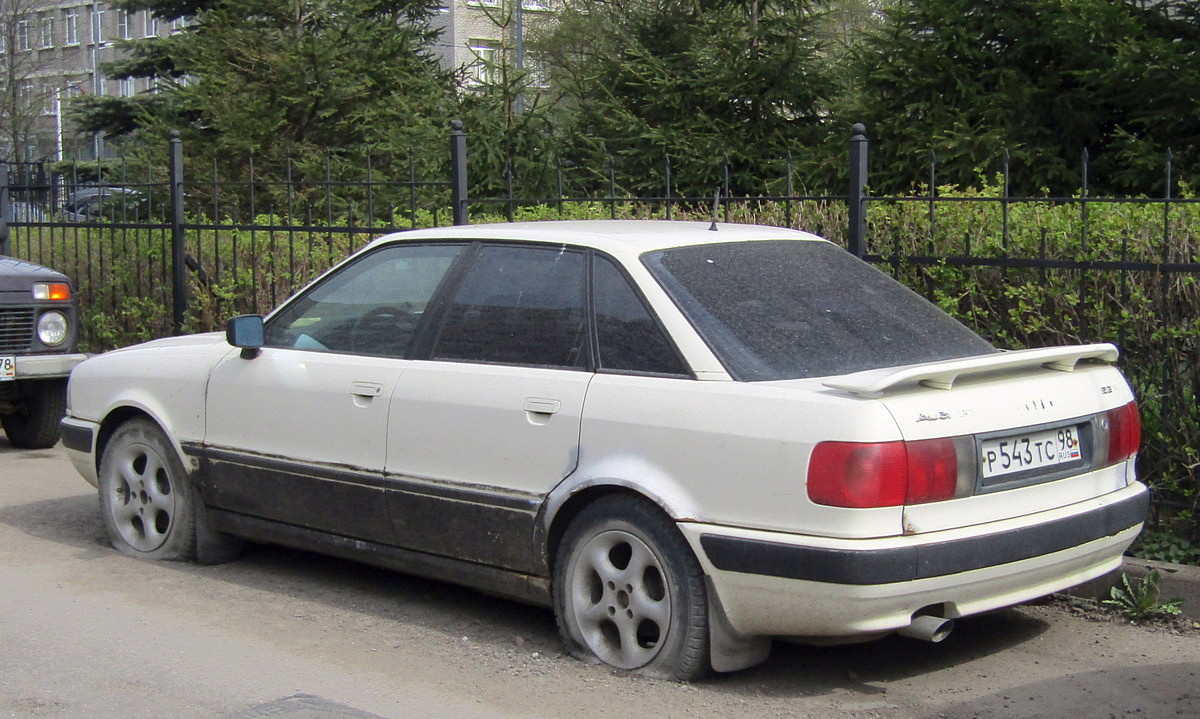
[680,482,1147,639]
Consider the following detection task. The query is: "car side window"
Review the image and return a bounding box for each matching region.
[264,243,463,357]
[432,245,587,368]
[593,255,689,376]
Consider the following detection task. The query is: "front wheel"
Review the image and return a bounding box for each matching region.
[98,419,198,560]
[553,495,710,681]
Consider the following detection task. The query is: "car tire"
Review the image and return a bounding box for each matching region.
[1,379,67,449]
[553,495,711,681]
[98,419,200,561]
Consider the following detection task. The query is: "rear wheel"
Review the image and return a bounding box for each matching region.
[553,495,710,681]
[1,379,67,449]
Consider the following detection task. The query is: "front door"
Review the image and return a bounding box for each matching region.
[201,243,466,543]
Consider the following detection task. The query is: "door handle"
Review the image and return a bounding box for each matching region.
[351,381,384,398]
[523,398,561,415]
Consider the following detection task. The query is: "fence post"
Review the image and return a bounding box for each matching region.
[0,161,9,257]
[169,131,187,335]
[848,123,868,258]
[450,120,468,225]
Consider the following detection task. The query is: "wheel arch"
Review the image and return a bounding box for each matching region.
[538,471,701,580]
[94,405,187,477]
[538,473,774,675]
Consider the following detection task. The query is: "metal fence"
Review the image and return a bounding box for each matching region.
[3,123,1195,334]
[1,123,1197,529]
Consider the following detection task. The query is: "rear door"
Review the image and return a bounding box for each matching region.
[384,244,592,571]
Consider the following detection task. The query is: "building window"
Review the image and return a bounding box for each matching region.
[91,7,105,44]
[17,20,31,51]
[40,14,54,48]
[145,11,159,37]
[170,17,190,33]
[119,77,134,97]
[118,10,131,39]
[40,81,54,114]
[64,9,78,45]
[467,39,498,85]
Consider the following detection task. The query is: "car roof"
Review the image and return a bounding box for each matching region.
[372,220,829,254]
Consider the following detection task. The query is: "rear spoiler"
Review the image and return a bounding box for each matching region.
[823,343,1119,398]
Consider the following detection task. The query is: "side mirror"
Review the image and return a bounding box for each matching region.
[226,315,265,359]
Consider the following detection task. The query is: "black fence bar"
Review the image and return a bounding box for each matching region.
[0,162,9,257]
[451,120,468,225]
[848,123,869,258]
[170,131,187,335]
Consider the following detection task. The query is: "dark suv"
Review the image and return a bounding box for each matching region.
[0,256,86,448]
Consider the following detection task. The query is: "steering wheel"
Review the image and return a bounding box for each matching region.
[350,306,415,354]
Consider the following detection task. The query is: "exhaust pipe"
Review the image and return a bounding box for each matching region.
[897,614,954,643]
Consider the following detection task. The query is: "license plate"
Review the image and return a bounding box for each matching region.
[0,356,14,381]
[980,425,1083,478]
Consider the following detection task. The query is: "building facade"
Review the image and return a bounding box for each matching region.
[0,1,187,161]
[0,0,543,163]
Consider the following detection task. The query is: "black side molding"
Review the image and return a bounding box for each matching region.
[208,508,552,607]
[700,489,1149,586]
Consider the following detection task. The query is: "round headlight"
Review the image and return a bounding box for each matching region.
[37,311,69,347]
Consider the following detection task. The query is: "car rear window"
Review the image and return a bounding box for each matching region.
[642,239,997,381]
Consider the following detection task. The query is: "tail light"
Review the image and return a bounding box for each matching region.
[808,437,972,508]
[1102,401,1141,467]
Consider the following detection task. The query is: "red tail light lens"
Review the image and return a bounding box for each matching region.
[904,438,961,504]
[1104,401,1141,466]
[808,438,962,508]
[808,441,907,508]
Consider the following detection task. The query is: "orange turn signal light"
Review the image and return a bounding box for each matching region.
[32,283,72,301]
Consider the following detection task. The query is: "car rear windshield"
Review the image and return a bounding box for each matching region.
[642,239,997,381]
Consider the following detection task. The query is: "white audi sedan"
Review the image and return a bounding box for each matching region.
[61,221,1146,680]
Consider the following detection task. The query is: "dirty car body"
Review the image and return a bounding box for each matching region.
[61,221,1146,679]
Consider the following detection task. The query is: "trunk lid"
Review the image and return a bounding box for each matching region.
[824,345,1137,535]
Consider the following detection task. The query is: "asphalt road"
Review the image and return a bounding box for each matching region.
[1,440,1196,719]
